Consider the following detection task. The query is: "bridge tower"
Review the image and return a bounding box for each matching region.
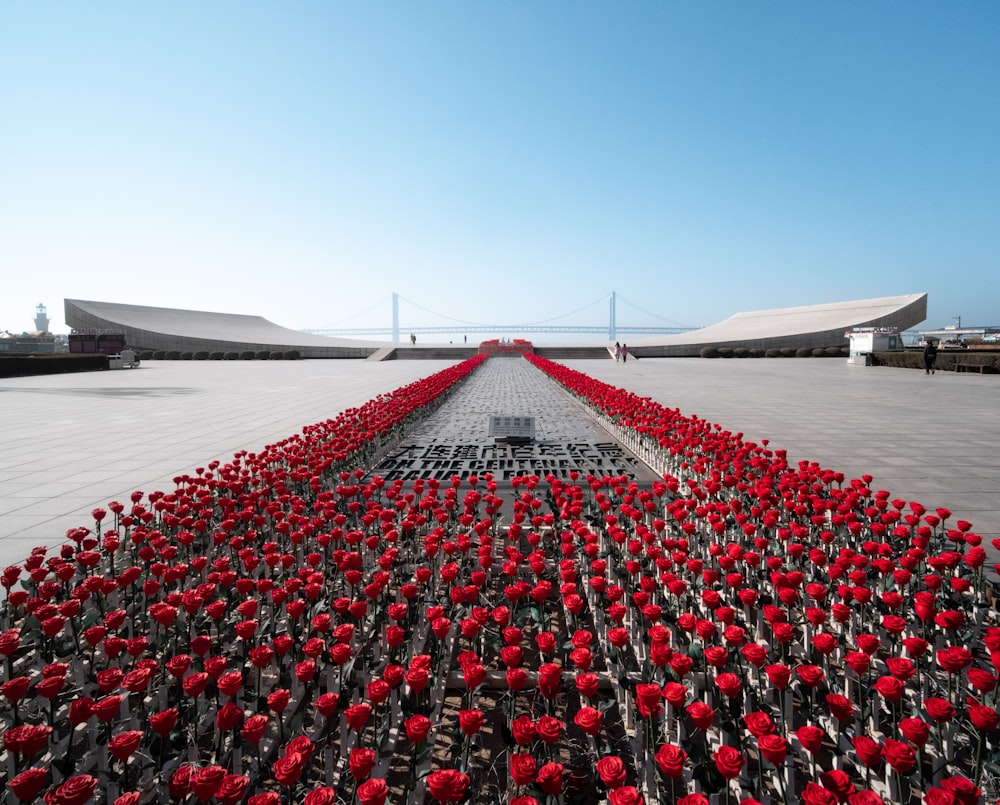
[609,291,617,341]
[392,293,399,343]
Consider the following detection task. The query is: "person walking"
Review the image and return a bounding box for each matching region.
[621,343,629,363]
[923,339,938,374]
[614,342,621,362]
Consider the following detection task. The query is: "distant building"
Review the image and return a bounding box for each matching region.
[0,333,57,353]
[916,325,1000,345]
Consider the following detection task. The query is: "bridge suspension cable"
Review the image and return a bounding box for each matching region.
[304,291,697,340]
[394,292,611,328]
[614,293,700,330]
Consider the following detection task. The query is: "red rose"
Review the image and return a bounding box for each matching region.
[91,695,123,723]
[715,672,741,699]
[595,756,627,789]
[535,715,562,745]
[575,672,599,700]
[190,765,227,802]
[462,663,486,691]
[33,675,66,700]
[843,652,870,676]
[764,664,791,690]
[273,752,307,786]
[216,702,244,732]
[939,774,982,805]
[2,676,31,702]
[635,683,662,719]
[406,666,429,693]
[885,657,915,682]
[654,743,687,779]
[286,736,315,762]
[4,724,49,759]
[538,663,562,698]
[182,673,209,699]
[217,775,250,805]
[704,646,728,669]
[819,769,854,802]
[506,668,528,692]
[686,701,715,731]
[812,633,838,655]
[69,697,94,726]
[663,682,687,708]
[574,706,603,736]
[851,735,882,769]
[426,769,470,803]
[0,628,22,656]
[966,698,1000,732]
[825,694,854,723]
[847,790,886,804]
[937,646,973,675]
[315,693,339,718]
[405,714,432,744]
[881,739,916,773]
[796,664,825,688]
[302,788,337,805]
[873,675,904,703]
[345,703,372,732]
[757,734,787,766]
[458,709,484,737]
[241,714,268,744]
[966,668,998,694]
[536,762,563,795]
[267,688,290,713]
[608,787,644,805]
[356,779,389,805]
[796,725,825,756]
[902,636,929,658]
[511,715,536,745]
[935,609,965,631]
[922,788,959,805]
[713,745,744,780]
[108,730,143,762]
[169,766,194,799]
[350,748,376,781]
[898,717,930,747]
[800,782,838,805]
[743,710,775,737]
[510,752,537,785]
[924,697,956,724]
[42,774,99,805]
[535,632,556,655]
[741,643,768,667]
[500,646,524,668]
[9,768,49,803]
[669,653,693,677]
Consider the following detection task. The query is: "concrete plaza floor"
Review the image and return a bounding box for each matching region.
[1,357,997,571]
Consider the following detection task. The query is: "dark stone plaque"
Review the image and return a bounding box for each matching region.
[488,415,536,442]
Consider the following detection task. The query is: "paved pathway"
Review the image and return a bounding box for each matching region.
[373,357,660,485]
[1,356,996,571]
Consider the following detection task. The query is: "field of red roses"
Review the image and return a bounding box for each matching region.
[1,353,998,805]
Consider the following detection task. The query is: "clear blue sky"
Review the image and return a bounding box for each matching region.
[2,2,997,339]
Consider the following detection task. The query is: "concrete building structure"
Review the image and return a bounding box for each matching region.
[64,299,382,359]
[627,293,927,357]
[65,293,928,360]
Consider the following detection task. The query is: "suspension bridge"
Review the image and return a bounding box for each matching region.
[305,292,699,341]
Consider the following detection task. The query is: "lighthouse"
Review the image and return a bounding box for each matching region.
[34,303,50,333]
